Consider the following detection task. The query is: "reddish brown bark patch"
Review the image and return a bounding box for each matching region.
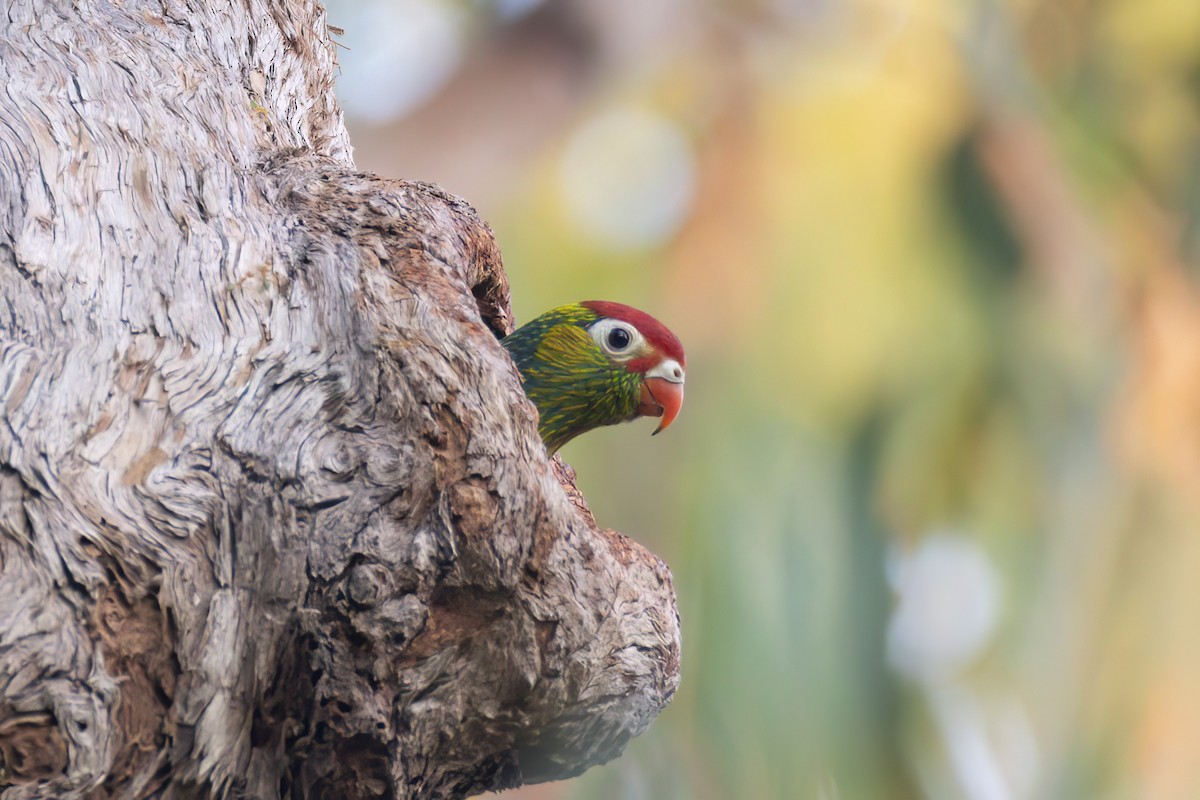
[0,712,68,785]
[404,586,507,662]
[91,586,178,796]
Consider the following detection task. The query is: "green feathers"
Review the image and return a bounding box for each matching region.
[502,304,643,453]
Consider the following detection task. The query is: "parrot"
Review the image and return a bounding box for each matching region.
[501,301,686,453]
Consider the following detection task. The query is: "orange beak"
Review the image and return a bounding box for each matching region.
[639,376,685,435]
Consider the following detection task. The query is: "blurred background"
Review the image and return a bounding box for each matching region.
[324,0,1200,797]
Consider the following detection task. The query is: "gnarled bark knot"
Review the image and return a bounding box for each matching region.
[0,1,680,797]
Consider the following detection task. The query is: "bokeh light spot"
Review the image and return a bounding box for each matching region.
[329,0,465,124]
[559,107,697,251]
[887,533,1002,681]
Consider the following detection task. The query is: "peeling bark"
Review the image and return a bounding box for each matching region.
[0,2,680,798]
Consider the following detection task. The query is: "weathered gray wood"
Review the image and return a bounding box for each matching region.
[0,1,680,797]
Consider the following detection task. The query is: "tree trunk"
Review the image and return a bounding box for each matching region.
[0,2,680,798]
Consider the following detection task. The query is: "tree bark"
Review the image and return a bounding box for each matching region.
[0,2,680,798]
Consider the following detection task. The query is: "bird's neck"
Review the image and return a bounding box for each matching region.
[537,368,641,453]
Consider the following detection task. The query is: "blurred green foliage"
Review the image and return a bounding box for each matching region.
[341,0,1200,796]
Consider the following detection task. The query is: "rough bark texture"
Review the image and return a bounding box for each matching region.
[0,2,680,798]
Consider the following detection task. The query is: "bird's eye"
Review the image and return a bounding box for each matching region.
[590,318,644,357]
[607,327,633,351]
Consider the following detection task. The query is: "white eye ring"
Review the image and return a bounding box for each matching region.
[589,318,644,358]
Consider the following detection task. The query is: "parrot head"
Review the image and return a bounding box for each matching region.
[501,301,686,453]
